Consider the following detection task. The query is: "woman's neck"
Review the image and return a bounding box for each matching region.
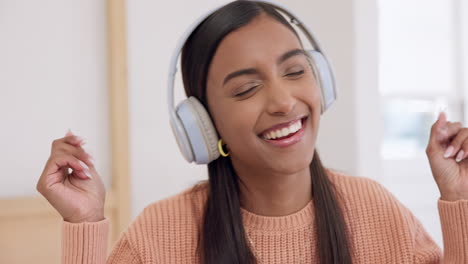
[234,162,312,217]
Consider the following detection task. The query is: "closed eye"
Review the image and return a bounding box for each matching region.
[234,86,258,97]
[285,70,304,77]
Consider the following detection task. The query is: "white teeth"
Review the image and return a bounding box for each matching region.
[294,122,300,131]
[270,131,278,138]
[263,119,302,140]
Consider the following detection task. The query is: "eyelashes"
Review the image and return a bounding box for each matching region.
[234,70,305,98]
[235,86,258,97]
[285,70,304,77]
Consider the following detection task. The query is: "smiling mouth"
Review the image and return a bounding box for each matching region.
[258,116,308,140]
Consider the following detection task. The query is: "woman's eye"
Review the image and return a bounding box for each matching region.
[234,85,259,97]
[234,86,257,97]
[285,70,304,77]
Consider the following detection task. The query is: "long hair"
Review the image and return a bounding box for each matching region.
[181,1,354,263]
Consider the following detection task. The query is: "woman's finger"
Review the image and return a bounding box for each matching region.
[64,130,86,147]
[37,154,91,194]
[57,141,94,168]
[454,137,468,163]
[54,154,91,178]
[61,166,87,180]
[444,127,468,159]
[437,121,462,143]
[427,112,449,155]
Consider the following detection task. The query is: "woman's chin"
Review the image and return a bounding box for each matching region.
[265,156,313,175]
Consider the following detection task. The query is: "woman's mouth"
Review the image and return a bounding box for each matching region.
[258,116,308,148]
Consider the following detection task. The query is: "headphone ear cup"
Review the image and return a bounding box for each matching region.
[175,96,220,164]
[170,113,195,163]
[307,50,337,114]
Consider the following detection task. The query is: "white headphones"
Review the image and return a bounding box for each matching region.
[167,0,337,164]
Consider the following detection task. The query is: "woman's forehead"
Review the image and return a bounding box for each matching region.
[209,15,302,78]
[219,15,299,55]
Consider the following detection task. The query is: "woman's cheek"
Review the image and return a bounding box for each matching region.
[216,96,262,149]
[225,117,257,150]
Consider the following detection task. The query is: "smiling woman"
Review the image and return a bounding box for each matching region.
[46,1,468,264]
[180,2,351,263]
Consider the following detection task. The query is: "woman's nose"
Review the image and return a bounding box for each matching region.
[265,83,296,115]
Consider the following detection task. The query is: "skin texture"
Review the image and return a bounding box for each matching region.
[206,14,322,216]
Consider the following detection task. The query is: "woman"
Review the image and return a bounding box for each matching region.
[36,1,468,263]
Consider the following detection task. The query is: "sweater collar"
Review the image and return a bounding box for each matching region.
[240,199,314,231]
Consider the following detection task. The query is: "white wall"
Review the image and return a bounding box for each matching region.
[126,0,370,218]
[463,0,468,124]
[353,0,382,181]
[0,0,112,198]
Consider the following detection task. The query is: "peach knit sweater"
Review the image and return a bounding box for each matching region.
[62,169,468,263]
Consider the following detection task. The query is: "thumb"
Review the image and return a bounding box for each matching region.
[428,112,449,156]
[436,111,447,128]
[434,112,449,143]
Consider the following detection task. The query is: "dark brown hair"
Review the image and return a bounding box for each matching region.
[181,1,353,263]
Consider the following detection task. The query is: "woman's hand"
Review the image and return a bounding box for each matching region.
[36,130,106,223]
[426,112,468,201]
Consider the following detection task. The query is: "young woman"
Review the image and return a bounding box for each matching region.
[36,1,468,263]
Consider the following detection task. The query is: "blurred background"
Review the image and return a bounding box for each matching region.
[1,0,467,262]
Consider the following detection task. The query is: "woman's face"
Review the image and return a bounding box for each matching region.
[206,14,322,175]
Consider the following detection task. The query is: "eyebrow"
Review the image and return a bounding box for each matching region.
[222,48,308,86]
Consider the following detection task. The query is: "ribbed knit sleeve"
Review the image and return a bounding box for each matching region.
[404,198,468,264]
[62,218,109,264]
[438,198,468,263]
[62,218,142,264]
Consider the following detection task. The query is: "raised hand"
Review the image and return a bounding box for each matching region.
[36,130,106,222]
[426,112,468,201]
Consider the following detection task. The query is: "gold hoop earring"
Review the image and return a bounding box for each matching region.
[218,139,230,157]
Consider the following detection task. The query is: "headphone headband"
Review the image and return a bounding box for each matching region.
[167,0,336,122]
